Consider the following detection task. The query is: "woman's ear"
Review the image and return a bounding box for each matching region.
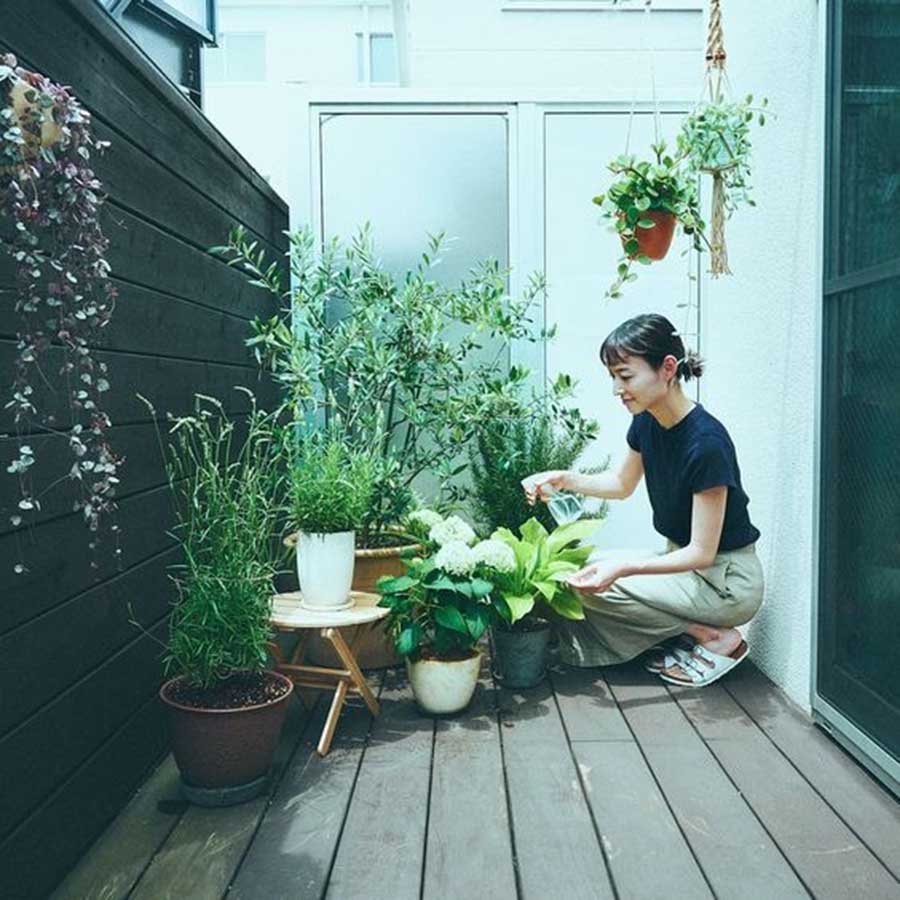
[661,354,679,384]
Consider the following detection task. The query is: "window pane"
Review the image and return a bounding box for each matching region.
[163,0,209,29]
[839,1,900,273]
[370,33,397,84]
[356,33,366,83]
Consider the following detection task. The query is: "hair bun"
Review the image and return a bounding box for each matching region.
[678,350,704,381]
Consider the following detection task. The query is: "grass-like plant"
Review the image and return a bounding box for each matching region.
[157,392,284,690]
[290,431,376,535]
[470,406,598,535]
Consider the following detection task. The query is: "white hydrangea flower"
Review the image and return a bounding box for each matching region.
[471,539,516,573]
[407,509,444,530]
[429,515,476,547]
[434,540,476,576]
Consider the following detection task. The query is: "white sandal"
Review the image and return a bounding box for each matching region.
[657,640,749,687]
[643,635,696,674]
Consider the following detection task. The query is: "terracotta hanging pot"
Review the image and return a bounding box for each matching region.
[621,209,677,261]
[9,78,64,156]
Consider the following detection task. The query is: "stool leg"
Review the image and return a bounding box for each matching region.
[324,627,380,717]
[318,679,348,756]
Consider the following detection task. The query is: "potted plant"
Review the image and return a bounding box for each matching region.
[677,93,768,275]
[147,393,293,807]
[489,517,599,688]
[289,431,376,610]
[377,515,515,714]
[592,140,707,298]
[212,224,560,567]
[1,55,119,569]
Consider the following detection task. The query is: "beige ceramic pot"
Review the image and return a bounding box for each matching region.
[407,650,482,715]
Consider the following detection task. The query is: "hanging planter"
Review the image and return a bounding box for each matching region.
[592,142,706,299]
[0,55,119,570]
[676,0,768,276]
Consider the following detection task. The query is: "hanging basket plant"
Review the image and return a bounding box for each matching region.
[0,54,120,570]
[592,141,706,299]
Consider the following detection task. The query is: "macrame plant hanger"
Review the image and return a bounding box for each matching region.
[702,0,733,276]
[624,0,661,159]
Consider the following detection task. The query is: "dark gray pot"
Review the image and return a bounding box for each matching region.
[492,622,551,688]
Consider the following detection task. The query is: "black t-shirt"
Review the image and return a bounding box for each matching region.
[626,404,760,552]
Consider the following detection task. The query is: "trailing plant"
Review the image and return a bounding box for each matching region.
[212,224,584,547]
[0,55,118,566]
[289,428,376,535]
[151,392,284,690]
[470,406,601,535]
[377,529,516,660]
[677,93,768,275]
[592,140,705,299]
[490,517,598,631]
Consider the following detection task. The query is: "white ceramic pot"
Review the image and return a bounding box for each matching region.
[295,531,355,610]
[407,651,481,715]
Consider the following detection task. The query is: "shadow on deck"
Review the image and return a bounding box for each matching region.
[52,659,900,900]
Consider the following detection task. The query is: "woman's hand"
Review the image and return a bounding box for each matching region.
[521,470,570,505]
[566,561,624,595]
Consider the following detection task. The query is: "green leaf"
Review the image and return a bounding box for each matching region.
[465,606,491,641]
[548,590,584,621]
[635,196,651,211]
[546,519,600,555]
[435,605,468,634]
[397,624,422,657]
[532,579,557,602]
[426,574,458,592]
[591,194,605,206]
[520,517,549,546]
[492,595,513,624]
[377,574,416,594]
[470,577,493,599]
[636,218,656,229]
[502,592,536,624]
[624,238,639,256]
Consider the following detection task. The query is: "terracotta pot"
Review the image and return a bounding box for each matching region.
[620,209,677,261]
[407,650,482,715]
[10,80,63,156]
[160,670,293,797]
[285,533,421,669]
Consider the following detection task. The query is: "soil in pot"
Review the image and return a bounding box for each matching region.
[620,209,677,261]
[164,670,291,709]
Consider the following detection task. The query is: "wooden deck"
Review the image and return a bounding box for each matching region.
[52,658,900,900]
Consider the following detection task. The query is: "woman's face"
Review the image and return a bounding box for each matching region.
[607,353,674,414]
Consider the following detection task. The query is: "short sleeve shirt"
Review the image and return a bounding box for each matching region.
[626,404,760,551]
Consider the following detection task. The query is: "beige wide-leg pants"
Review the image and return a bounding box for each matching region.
[555,542,765,667]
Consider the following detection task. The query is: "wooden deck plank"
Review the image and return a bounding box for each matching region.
[498,680,615,900]
[228,682,379,900]
[424,661,517,900]
[605,664,810,899]
[726,664,900,882]
[671,681,900,899]
[325,670,432,900]
[50,757,184,900]
[551,667,713,899]
[127,697,311,900]
[550,665,632,742]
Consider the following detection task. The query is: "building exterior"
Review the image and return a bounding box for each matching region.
[200,0,899,796]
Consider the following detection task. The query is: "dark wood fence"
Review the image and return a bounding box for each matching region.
[0,3,288,896]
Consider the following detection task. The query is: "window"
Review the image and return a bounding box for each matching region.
[501,1,704,10]
[356,32,397,85]
[205,33,267,83]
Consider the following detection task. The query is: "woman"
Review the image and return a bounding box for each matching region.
[524,313,764,687]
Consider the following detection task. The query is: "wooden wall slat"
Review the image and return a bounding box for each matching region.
[0,1,289,891]
[0,619,169,840]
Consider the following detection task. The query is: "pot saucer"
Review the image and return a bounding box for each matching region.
[299,596,355,613]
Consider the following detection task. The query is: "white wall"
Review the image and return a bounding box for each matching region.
[702,1,823,710]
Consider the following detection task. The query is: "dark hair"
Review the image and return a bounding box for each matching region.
[599,313,704,381]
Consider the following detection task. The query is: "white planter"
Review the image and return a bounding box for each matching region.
[407,651,481,715]
[295,531,355,610]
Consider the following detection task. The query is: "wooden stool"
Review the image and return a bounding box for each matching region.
[268,591,388,756]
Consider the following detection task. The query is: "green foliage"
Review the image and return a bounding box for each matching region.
[159,393,284,689]
[289,430,376,534]
[377,556,495,661]
[592,140,706,299]
[212,224,583,547]
[677,93,768,215]
[471,406,598,535]
[490,517,598,630]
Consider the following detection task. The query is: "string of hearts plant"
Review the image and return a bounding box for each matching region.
[0,55,119,570]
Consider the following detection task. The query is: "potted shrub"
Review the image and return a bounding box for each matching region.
[289,432,376,611]
[592,140,707,298]
[489,517,599,688]
[148,393,293,806]
[213,225,583,667]
[377,515,514,714]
